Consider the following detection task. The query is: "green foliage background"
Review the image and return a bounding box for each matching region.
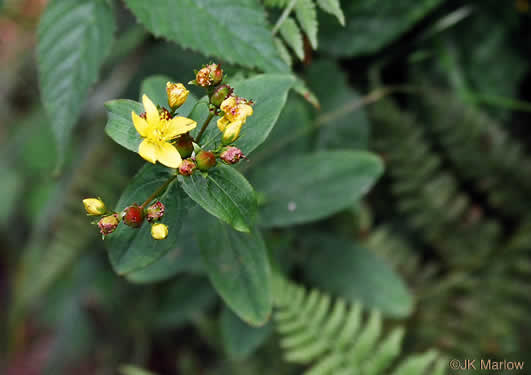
[2,0,531,374]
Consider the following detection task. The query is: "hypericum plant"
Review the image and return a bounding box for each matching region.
[83,63,255,240]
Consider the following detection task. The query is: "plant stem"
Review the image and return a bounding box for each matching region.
[196,112,215,143]
[272,0,298,35]
[140,175,177,209]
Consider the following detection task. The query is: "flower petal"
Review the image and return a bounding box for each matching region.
[239,104,253,119]
[139,139,158,164]
[132,111,150,137]
[217,116,230,132]
[164,116,197,140]
[157,142,182,168]
[142,94,160,128]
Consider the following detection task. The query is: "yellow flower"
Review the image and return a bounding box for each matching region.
[132,95,197,168]
[151,223,168,240]
[166,82,189,110]
[83,198,106,216]
[217,96,253,144]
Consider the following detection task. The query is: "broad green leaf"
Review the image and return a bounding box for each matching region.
[221,306,273,360]
[307,60,369,150]
[106,164,186,275]
[139,75,198,116]
[199,219,272,326]
[316,0,345,26]
[123,0,288,73]
[319,0,443,56]
[37,0,116,164]
[295,0,318,49]
[180,164,257,233]
[154,275,217,329]
[125,208,205,284]
[104,99,144,153]
[198,74,295,155]
[280,18,304,60]
[252,151,383,227]
[303,234,413,317]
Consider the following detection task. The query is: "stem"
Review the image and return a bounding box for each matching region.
[196,112,215,143]
[140,175,177,209]
[272,0,298,35]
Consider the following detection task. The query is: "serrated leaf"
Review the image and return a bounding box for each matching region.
[197,74,295,155]
[295,0,318,49]
[221,306,273,360]
[37,0,116,165]
[199,219,272,326]
[252,151,383,227]
[123,0,288,73]
[280,18,305,60]
[319,0,443,57]
[106,164,186,275]
[316,0,345,26]
[302,234,413,317]
[179,164,257,233]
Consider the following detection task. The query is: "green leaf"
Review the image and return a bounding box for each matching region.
[319,0,443,56]
[124,208,205,284]
[221,306,273,360]
[119,365,159,375]
[316,0,345,26]
[302,234,414,317]
[106,164,186,275]
[154,275,217,329]
[139,75,198,116]
[280,18,304,60]
[37,0,116,165]
[199,219,272,326]
[199,74,295,155]
[274,37,293,68]
[123,0,288,73]
[295,0,318,49]
[252,151,383,227]
[306,60,369,150]
[180,164,257,233]
[105,99,144,153]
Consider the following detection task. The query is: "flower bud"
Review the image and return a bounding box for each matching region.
[220,146,245,164]
[210,84,233,107]
[174,133,194,158]
[146,201,165,222]
[207,63,223,85]
[178,158,197,176]
[122,204,144,228]
[221,120,243,145]
[195,151,217,171]
[83,198,106,216]
[151,223,168,240]
[166,82,189,110]
[196,67,212,87]
[98,214,119,237]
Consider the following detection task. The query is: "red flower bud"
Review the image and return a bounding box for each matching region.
[207,63,223,85]
[122,204,144,228]
[220,146,245,164]
[174,133,194,158]
[179,158,197,176]
[98,214,119,237]
[146,201,165,222]
[195,151,217,171]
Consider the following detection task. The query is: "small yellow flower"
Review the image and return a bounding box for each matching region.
[217,96,253,144]
[132,95,197,168]
[83,198,106,216]
[166,82,189,110]
[151,223,168,240]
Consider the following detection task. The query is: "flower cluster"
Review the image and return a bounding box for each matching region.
[83,62,255,241]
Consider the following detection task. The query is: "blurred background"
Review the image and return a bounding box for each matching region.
[2,0,531,374]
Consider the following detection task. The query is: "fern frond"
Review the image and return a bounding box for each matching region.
[274,37,293,67]
[273,276,446,375]
[295,0,318,49]
[420,90,531,217]
[280,17,305,60]
[316,0,345,26]
[370,100,502,266]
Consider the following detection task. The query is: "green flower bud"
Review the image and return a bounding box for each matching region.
[195,151,217,171]
[210,84,233,107]
[174,133,194,158]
